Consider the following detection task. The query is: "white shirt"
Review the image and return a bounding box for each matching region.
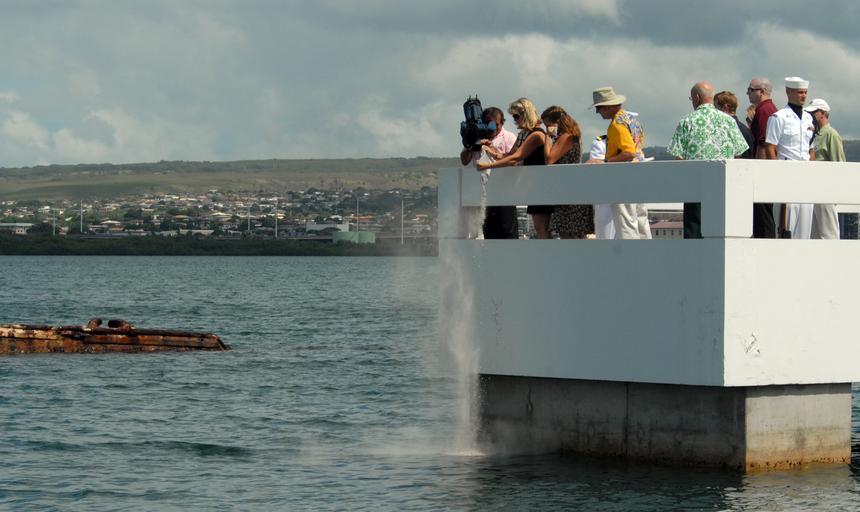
[765,106,815,161]
[589,135,607,160]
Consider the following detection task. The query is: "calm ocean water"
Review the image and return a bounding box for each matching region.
[1,256,859,511]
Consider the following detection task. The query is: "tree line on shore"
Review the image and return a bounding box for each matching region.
[0,233,437,257]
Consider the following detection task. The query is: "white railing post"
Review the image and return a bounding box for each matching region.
[438,168,465,239]
[700,161,754,239]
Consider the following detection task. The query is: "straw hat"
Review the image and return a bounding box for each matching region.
[590,86,626,107]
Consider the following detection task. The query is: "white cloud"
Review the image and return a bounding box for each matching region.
[0,91,20,103]
[52,127,111,163]
[354,96,447,156]
[0,2,857,166]
[2,111,50,150]
[548,0,620,22]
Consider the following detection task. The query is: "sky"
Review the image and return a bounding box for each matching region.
[1,0,858,167]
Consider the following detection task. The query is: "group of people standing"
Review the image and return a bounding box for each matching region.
[459,76,846,240]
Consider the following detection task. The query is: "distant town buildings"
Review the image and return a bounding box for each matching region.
[0,187,438,241]
[2,193,855,241]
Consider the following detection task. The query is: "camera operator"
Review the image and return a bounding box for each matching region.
[460,107,519,239]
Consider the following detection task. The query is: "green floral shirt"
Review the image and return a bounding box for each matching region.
[668,104,749,160]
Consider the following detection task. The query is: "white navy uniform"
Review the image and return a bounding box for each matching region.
[588,135,615,239]
[765,106,816,238]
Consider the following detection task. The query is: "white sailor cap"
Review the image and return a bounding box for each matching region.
[803,98,830,113]
[785,76,809,89]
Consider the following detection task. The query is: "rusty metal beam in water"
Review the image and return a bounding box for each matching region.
[0,318,230,354]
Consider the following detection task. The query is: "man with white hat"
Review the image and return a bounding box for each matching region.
[804,98,843,239]
[764,76,816,238]
[590,86,651,239]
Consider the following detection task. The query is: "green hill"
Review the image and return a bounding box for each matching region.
[0,157,457,200]
[1,141,856,201]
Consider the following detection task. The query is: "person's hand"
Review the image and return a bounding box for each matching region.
[476,161,491,171]
[546,126,558,137]
[484,147,502,160]
[478,139,492,146]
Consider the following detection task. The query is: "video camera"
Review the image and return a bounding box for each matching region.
[460,95,496,151]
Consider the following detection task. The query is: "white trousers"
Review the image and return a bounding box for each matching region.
[594,203,616,239]
[811,204,840,239]
[612,203,651,239]
[785,203,813,239]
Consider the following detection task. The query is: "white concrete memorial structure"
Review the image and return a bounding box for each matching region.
[439,160,860,470]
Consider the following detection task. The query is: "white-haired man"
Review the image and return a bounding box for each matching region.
[668,81,748,239]
[804,98,843,239]
[764,76,815,239]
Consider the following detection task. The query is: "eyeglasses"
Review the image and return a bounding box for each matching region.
[747,87,763,93]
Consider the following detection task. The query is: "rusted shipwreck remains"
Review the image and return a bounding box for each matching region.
[0,318,230,354]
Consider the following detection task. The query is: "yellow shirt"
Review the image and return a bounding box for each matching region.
[605,109,644,161]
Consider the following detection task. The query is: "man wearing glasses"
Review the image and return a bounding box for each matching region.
[746,77,778,238]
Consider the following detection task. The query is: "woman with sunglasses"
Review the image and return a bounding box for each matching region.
[541,106,593,239]
[477,98,550,238]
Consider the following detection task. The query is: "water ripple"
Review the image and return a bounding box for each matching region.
[1,256,859,511]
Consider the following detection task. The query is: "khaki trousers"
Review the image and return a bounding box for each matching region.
[811,204,840,239]
[612,203,651,239]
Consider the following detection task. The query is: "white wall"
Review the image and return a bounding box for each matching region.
[440,160,860,387]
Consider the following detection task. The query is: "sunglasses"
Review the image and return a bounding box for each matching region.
[511,112,522,120]
[747,87,763,93]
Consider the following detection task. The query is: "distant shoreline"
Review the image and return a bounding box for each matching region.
[0,234,437,256]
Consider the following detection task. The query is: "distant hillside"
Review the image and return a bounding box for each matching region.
[0,157,457,200]
[1,141,857,201]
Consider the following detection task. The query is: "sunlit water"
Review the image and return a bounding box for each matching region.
[1,256,859,511]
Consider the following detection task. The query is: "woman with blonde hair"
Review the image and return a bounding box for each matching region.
[477,98,549,238]
[542,106,593,239]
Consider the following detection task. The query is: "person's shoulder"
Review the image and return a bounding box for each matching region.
[613,111,630,125]
[715,109,739,125]
[767,108,786,123]
[821,124,841,138]
[759,99,778,114]
[680,109,699,122]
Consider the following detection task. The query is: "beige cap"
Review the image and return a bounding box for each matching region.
[803,98,830,113]
[590,86,626,107]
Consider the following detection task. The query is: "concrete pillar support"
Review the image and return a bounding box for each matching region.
[479,375,851,470]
